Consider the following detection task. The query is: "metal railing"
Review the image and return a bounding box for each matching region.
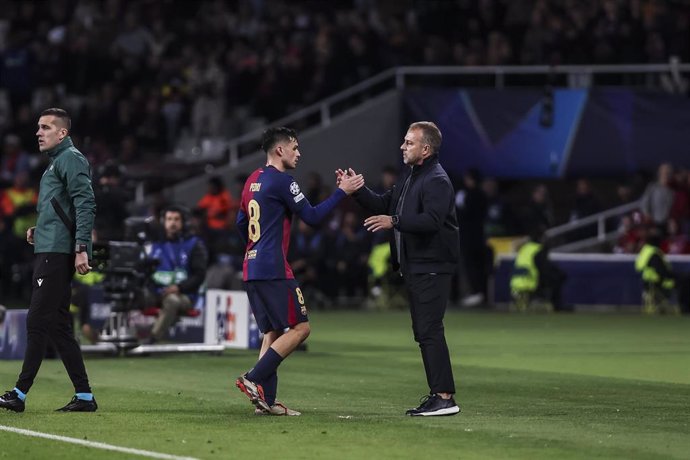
[546,200,641,252]
[222,62,690,167]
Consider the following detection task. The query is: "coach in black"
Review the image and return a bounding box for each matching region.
[0,108,97,413]
[340,121,460,416]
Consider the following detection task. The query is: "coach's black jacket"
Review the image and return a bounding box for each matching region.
[353,155,460,274]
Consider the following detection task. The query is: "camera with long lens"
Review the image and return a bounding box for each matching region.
[92,217,159,346]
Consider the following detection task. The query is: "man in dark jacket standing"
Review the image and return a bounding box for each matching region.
[0,108,97,413]
[338,121,460,416]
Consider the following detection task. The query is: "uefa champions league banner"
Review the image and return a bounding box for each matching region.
[404,88,690,179]
[204,290,261,350]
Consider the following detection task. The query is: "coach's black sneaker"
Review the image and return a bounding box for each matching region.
[56,396,98,412]
[406,394,460,417]
[0,390,25,413]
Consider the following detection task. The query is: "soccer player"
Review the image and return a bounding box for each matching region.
[235,127,363,415]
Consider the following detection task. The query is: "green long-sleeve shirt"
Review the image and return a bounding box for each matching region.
[34,136,96,257]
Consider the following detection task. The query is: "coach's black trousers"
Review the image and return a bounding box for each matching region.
[16,253,91,394]
[405,272,456,395]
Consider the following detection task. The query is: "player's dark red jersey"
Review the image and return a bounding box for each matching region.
[237,166,308,281]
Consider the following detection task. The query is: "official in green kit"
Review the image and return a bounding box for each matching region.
[0,108,97,413]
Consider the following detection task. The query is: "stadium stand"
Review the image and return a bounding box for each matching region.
[2,0,690,314]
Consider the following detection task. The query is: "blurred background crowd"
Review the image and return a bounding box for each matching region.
[2,0,690,310]
[2,0,689,173]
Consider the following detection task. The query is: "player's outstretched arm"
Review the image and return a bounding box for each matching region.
[297,172,363,226]
[342,167,393,215]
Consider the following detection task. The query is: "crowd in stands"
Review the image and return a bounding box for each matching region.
[2,0,690,180]
[614,163,690,255]
[3,0,690,311]
[2,157,690,312]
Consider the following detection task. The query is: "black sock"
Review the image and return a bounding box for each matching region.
[247,348,283,383]
[263,372,278,406]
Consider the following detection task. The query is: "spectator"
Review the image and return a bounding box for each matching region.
[569,178,602,240]
[483,177,515,237]
[331,210,370,301]
[640,163,674,234]
[0,170,37,240]
[0,217,15,303]
[570,178,601,221]
[0,134,32,186]
[669,168,690,233]
[288,219,328,305]
[661,219,690,255]
[613,213,644,254]
[373,165,398,194]
[304,171,325,205]
[521,183,554,234]
[93,160,129,241]
[196,175,237,262]
[455,168,488,306]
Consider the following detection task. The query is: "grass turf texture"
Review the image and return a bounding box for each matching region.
[0,311,688,459]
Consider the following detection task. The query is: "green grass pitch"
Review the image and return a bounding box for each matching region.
[0,311,688,459]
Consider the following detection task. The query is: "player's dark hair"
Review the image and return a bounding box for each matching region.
[40,108,72,133]
[261,127,297,153]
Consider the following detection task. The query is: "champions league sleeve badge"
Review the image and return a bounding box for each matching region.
[290,181,305,202]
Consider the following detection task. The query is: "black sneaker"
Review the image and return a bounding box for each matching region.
[55,396,98,412]
[0,390,25,413]
[406,394,460,416]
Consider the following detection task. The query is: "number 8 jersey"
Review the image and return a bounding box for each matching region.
[237,166,308,281]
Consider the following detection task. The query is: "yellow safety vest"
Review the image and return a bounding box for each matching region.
[5,188,37,238]
[510,241,542,293]
[635,244,675,289]
[368,243,390,279]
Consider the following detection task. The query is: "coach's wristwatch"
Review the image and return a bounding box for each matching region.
[391,215,400,228]
[75,243,87,254]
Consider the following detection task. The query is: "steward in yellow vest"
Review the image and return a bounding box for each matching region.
[510,241,542,294]
[635,243,675,291]
[510,228,568,311]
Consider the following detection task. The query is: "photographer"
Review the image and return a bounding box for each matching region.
[146,205,208,343]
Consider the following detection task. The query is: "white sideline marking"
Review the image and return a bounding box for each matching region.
[0,425,199,460]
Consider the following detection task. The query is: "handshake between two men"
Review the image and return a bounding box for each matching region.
[335,167,395,233]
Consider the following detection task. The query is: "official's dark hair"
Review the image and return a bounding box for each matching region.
[40,108,72,133]
[261,127,297,153]
[409,121,442,155]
